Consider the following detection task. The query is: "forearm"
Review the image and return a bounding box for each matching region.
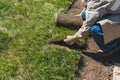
[73,23,90,39]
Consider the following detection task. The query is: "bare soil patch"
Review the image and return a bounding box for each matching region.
[76,37,114,80]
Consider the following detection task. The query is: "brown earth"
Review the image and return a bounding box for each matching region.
[75,37,113,80]
[76,37,120,80]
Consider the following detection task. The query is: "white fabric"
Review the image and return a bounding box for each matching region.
[86,10,99,22]
[111,0,120,11]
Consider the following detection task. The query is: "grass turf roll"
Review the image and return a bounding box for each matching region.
[56,13,83,29]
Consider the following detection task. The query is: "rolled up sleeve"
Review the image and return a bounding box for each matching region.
[73,0,113,39]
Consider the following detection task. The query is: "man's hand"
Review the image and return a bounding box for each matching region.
[64,35,76,45]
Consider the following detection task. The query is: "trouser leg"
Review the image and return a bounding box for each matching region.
[90,24,118,52]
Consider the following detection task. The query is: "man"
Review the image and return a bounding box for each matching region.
[64,0,120,56]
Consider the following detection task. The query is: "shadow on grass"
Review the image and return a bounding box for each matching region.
[74,56,85,78]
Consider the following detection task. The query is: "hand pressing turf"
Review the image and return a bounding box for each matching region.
[49,38,86,50]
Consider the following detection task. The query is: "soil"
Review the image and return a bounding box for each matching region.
[76,37,120,80]
[76,37,114,80]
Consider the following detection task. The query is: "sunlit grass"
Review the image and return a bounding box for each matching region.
[0,0,82,79]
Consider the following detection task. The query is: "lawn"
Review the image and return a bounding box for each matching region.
[0,0,82,80]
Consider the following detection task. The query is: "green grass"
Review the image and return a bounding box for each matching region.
[0,0,83,80]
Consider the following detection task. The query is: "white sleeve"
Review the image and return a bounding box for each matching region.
[73,22,90,39]
[73,1,113,39]
[74,9,103,39]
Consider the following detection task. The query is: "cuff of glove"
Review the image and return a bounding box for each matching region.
[64,36,76,45]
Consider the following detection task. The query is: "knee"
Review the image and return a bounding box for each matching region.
[90,24,101,35]
[82,10,86,21]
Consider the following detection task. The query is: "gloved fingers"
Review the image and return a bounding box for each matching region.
[64,35,76,45]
